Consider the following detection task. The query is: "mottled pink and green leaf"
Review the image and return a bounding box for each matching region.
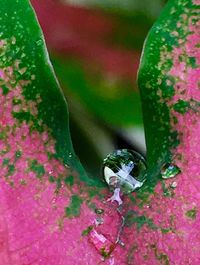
[0,0,200,264]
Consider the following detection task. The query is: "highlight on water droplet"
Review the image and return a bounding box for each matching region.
[170,181,177,189]
[102,149,147,194]
[95,208,104,215]
[161,163,181,179]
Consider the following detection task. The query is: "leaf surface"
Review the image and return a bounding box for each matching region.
[0,1,144,265]
[1,0,200,264]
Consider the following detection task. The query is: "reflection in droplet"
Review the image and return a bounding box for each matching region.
[102,149,147,194]
[170,181,177,188]
[117,239,125,247]
[95,208,104,215]
[95,217,104,226]
[161,163,181,179]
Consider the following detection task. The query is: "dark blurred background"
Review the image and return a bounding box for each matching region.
[31,0,166,177]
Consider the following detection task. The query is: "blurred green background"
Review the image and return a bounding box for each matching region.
[31,0,166,177]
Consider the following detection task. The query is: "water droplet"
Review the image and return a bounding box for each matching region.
[161,163,181,179]
[95,208,104,215]
[170,181,177,189]
[95,217,104,226]
[117,239,125,247]
[102,149,147,194]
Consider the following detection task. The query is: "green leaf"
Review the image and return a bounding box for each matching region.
[138,0,199,179]
[0,0,96,184]
[65,194,83,218]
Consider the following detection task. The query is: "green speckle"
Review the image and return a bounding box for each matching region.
[8,180,14,187]
[124,211,157,230]
[188,57,196,68]
[185,207,197,220]
[156,251,170,265]
[0,149,9,155]
[65,195,83,218]
[151,244,170,265]
[100,248,110,258]
[163,86,174,98]
[30,159,45,178]
[136,183,155,207]
[81,225,93,236]
[173,99,190,114]
[88,189,97,198]
[100,246,114,258]
[7,164,15,176]
[0,131,6,140]
[2,85,9,95]
[19,179,26,185]
[49,175,55,183]
[15,150,22,159]
[161,227,172,234]
[128,194,136,203]
[170,130,180,148]
[13,109,43,132]
[55,176,62,191]
[87,201,96,211]
[64,175,74,186]
[162,78,175,99]
[3,158,10,166]
[161,181,174,197]
[13,111,32,122]
[12,98,22,105]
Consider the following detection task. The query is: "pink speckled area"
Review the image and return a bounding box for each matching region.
[123,2,200,264]
[0,36,136,265]
[0,38,88,264]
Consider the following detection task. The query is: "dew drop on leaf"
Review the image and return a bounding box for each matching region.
[170,181,177,189]
[102,149,147,194]
[161,163,181,179]
[95,208,104,215]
